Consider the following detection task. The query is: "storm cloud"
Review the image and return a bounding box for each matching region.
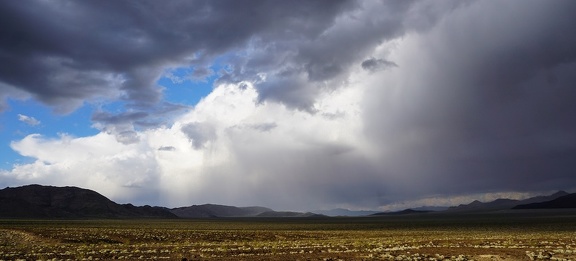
[1,1,576,210]
[0,0,353,112]
[361,58,397,72]
[363,0,576,201]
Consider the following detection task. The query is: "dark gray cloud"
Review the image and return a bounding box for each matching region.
[248,122,278,132]
[181,122,216,149]
[0,0,353,114]
[91,111,146,144]
[361,58,397,72]
[115,130,140,145]
[92,111,149,126]
[364,0,576,201]
[90,102,188,143]
[0,0,467,118]
[190,67,215,82]
[256,75,320,112]
[322,111,346,120]
[215,1,467,110]
[158,146,176,152]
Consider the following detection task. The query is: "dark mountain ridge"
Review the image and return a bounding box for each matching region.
[513,193,576,209]
[0,184,176,219]
[445,191,569,212]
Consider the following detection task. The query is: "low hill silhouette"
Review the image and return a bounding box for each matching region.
[170,204,323,218]
[170,204,272,218]
[371,209,431,216]
[256,211,325,218]
[0,185,177,219]
[313,208,379,217]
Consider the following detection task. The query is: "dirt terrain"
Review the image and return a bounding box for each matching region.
[1,212,575,260]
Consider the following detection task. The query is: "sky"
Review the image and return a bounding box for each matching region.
[1,0,576,211]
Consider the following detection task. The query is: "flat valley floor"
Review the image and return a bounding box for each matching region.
[1,210,576,260]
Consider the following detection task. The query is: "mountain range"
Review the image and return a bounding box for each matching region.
[0,184,575,219]
[513,193,576,209]
[354,191,575,216]
[445,191,570,213]
[0,185,319,219]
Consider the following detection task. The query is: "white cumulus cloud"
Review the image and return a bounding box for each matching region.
[3,81,371,210]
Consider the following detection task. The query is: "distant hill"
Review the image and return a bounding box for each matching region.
[314,208,379,217]
[0,185,177,219]
[446,191,569,213]
[513,193,576,209]
[314,207,446,217]
[256,211,325,218]
[522,191,570,204]
[170,204,324,218]
[170,204,273,218]
[371,209,431,216]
